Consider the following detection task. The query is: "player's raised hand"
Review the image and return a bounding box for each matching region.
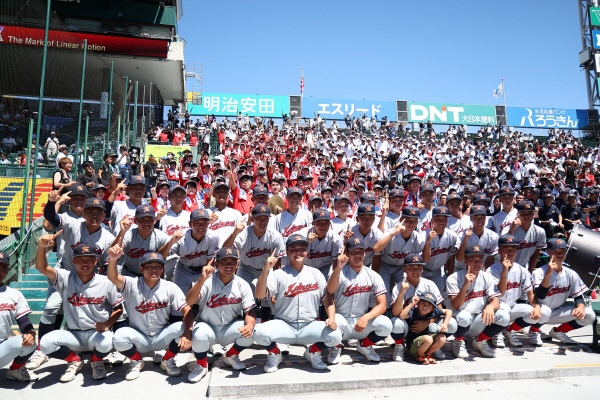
[512,217,522,228]
[464,265,475,285]
[171,229,183,243]
[401,275,409,292]
[38,230,62,248]
[150,187,157,199]
[465,228,473,239]
[382,194,389,215]
[336,250,348,270]
[47,189,62,203]
[246,214,253,226]
[209,211,219,223]
[343,224,354,241]
[411,295,420,307]
[120,216,133,232]
[108,244,124,261]
[201,265,215,281]
[58,193,71,205]
[547,258,559,273]
[156,207,168,219]
[427,229,438,242]
[264,249,278,270]
[393,220,406,236]
[308,226,317,243]
[116,182,127,193]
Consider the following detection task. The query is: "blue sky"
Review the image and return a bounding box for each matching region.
[178,0,589,109]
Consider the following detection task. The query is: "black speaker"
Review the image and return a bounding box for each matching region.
[565,225,600,291]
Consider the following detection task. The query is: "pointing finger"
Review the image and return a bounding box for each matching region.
[53,230,63,239]
[271,248,277,257]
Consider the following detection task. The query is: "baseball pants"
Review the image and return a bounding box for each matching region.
[500,302,552,328]
[378,264,404,304]
[0,336,36,367]
[236,265,270,308]
[391,315,458,340]
[113,322,184,355]
[40,329,113,358]
[40,286,63,326]
[334,314,392,341]
[454,309,510,339]
[173,266,202,295]
[191,321,253,353]
[531,305,595,331]
[254,319,342,348]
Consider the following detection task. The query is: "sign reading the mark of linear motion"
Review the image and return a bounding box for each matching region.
[407,102,496,125]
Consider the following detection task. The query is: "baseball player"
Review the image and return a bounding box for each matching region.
[377,188,404,233]
[446,193,471,235]
[208,182,244,248]
[418,183,436,231]
[487,234,551,347]
[299,209,343,278]
[109,176,150,237]
[113,204,178,277]
[156,185,191,235]
[0,253,38,381]
[531,238,596,344]
[253,235,342,372]
[330,195,356,236]
[107,248,193,380]
[508,201,546,272]
[488,187,518,235]
[455,205,499,271]
[421,206,458,293]
[327,237,391,364]
[269,187,312,238]
[347,203,383,270]
[35,236,124,382]
[446,244,510,358]
[185,247,256,382]
[373,205,425,303]
[170,209,219,294]
[389,254,458,362]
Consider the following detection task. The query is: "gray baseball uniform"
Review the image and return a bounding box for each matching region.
[513,225,546,269]
[454,228,499,271]
[0,285,36,368]
[270,209,313,238]
[447,215,472,235]
[298,227,343,278]
[159,209,191,236]
[195,274,256,326]
[330,217,356,236]
[58,219,115,273]
[208,206,243,247]
[171,229,219,293]
[121,228,170,276]
[423,228,458,292]
[349,225,383,267]
[488,209,518,235]
[234,226,286,287]
[110,199,149,237]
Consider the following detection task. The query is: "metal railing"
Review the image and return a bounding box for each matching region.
[0,217,46,284]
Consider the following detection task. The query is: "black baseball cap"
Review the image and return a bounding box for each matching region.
[190,209,210,221]
[470,205,487,216]
[141,252,165,266]
[431,206,449,216]
[252,204,271,217]
[214,182,230,191]
[346,237,366,250]
[72,243,98,258]
[253,186,269,197]
[135,204,156,218]
[360,192,376,203]
[313,209,331,221]
[499,187,515,196]
[0,252,9,266]
[547,238,567,251]
[498,234,517,246]
[128,176,146,186]
[418,291,438,307]
[446,193,462,203]
[516,200,535,212]
[84,198,105,210]
[169,185,186,195]
[389,188,405,198]
[216,247,239,261]
[286,234,309,248]
[287,187,303,196]
[357,203,376,215]
[69,184,87,196]
[465,244,485,257]
[404,253,425,265]
[402,206,420,218]
[472,193,490,204]
[420,183,435,193]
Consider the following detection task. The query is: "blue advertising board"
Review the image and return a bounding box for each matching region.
[506,107,589,129]
[301,97,397,120]
[187,93,289,117]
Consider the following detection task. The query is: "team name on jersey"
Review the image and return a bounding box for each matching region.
[0,303,16,312]
[430,247,451,257]
[516,242,537,250]
[388,251,409,259]
[182,250,208,260]
[507,282,520,290]
[209,221,235,230]
[126,248,148,258]
[547,285,570,296]
[67,293,105,306]
[341,284,373,297]
[500,221,513,231]
[165,225,186,235]
[307,249,332,259]
[206,294,242,308]
[135,300,168,314]
[364,246,374,253]
[246,247,271,258]
[282,224,306,237]
[465,289,486,301]
[421,221,433,231]
[283,282,319,297]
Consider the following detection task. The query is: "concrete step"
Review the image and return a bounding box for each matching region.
[10,281,48,289]
[26,268,46,276]
[21,275,47,282]
[27,299,46,312]
[18,288,48,298]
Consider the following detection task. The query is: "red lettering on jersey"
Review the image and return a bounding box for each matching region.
[307,249,332,259]
[67,293,105,306]
[283,282,319,297]
[0,303,17,312]
[388,251,409,259]
[209,221,235,230]
[364,247,374,253]
[135,300,169,314]
[421,220,433,231]
[182,250,208,260]
[165,225,186,235]
[206,294,242,308]
[430,247,451,257]
[516,242,536,250]
[465,289,486,301]
[246,247,271,258]
[126,248,148,258]
[282,224,306,237]
[547,285,570,296]
[341,284,374,297]
[506,282,520,290]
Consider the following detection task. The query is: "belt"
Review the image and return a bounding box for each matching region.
[187,265,204,273]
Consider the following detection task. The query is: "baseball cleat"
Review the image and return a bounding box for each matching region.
[222,354,247,370]
[327,346,341,364]
[6,366,39,382]
[125,359,144,381]
[210,344,225,356]
[384,335,396,346]
[392,344,405,362]
[431,349,446,360]
[187,364,207,383]
[25,350,48,370]
[60,360,83,383]
[529,331,543,347]
[549,328,577,344]
[91,361,107,380]
[491,334,505,348]
[503,330,522,347]
[263,352,282,373]
[279,343,290,355]
[346,339,358,348]
[451,340,468,358]
[160,357,182,376]
[104,351,127,366]
[304,348,327,370]
[356,343,380,362]
[473,340,496,358]
[153,350,166,365]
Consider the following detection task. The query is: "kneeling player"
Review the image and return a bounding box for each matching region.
[327,237,391,364]
[254,235,342,372]
[531,238,596,344]
[185,247,256,383]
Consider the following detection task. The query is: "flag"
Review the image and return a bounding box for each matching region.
[300,71,304,97]
[493,81,504,98]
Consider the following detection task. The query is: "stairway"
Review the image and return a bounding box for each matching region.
[9,252,56,327]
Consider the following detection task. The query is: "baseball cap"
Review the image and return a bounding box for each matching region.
[404,253,425,265]
[135,204,156,218]
[0,251,9,266]
[84,198,105,210]
[128,176,146,186]
[499,187,515,196]
[287,187,303,196]
[140,252,166,266]
[169,185,186,195]
[239,174,254,181]
[431,206,449,216]
[446,193,462,203]
[321,185,333,193]
[408,174,422,183]
[357,203,376,215]
[547,238,567,251]
[472,193,490,204]
[334,195,351,205]
[252,186,269,197]
[465,244,484,257]
[216,247,239,261]
[72,243,98,258]
[417,291,438,307]
[346,237,366,251]
[308,195,323,204]
[190,209,210,221]
[68,183,87,196]
[252,204,271,217]
[498,234,517,246]
[213,182,230,191]
[313,209,331,221]
[516,200,535,212]
[360,192,376,203]
[401,206,420,218]
[470,205,487,216]
[92,184,107,191]
[185,180,198,188]
[389,188,405,198]
[286,234,309,248]
[420,183,435,193]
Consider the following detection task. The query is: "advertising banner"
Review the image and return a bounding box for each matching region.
[506,107,589,129]
[0,25,169,58]
[591,7,600,26]
[301,97,396,120]
[407,102,496,125]
[145,144,191,160]
[187,93,289,117]
[0,178,53,234]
